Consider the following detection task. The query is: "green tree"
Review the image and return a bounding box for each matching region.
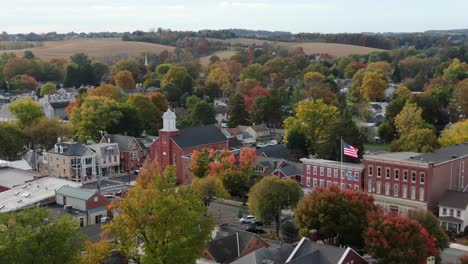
[104,162,213,264]
[111,59,142,81]
[228,93,250,128]
[24,117,71,150]
[240,63,267,82]
[192,176,229,206]
[0,122,24,160]
[248,177,302,236]
[452,78,468,118]
[64,53,97,87]
[189,148,216,178]
[8,98,44,128]
[391,128,439,153]
[394,103,424,135]
[365,215,439,264]
[127,94,162,135]
[40,82,57,97]
[286,127,308,161]
[378,121,394,143]
[9,74,39,93]
[0,207,84,264]
[409,209,449,252]
[107,103,144,137]
[284,99,338,155]
[295,186,378,249]
[439,120,468,146]
[443,58,468,82]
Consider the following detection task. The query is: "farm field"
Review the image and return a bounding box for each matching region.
[0,38,175,61]
[199,50,237,67]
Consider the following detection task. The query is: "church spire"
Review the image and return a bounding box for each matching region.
[162,108,177,131]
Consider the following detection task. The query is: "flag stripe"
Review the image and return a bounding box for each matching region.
[343,142,359,158]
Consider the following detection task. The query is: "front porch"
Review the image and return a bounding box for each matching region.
[439,216,464,233]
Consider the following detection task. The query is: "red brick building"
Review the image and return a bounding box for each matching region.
[100,134,149,173]
[300,158,364,192]
[363,143,468,214]
[149,109,229,184]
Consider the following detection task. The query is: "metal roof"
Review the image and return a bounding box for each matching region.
[56,185,96,200]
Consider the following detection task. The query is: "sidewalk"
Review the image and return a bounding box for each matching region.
[450,243,468,251]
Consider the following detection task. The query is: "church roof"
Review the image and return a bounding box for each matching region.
[172,125,227,149]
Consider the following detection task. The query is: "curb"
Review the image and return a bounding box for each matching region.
[450,243,468,252]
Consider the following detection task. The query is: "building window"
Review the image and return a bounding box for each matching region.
[172,153,176,165]
[368,179,373,193]
[114,156,117,162]
[442,208,447,215]
[354,185,359,191]
[376,181,381,194]
[313,179,317,187]
[411,186,416,200]
[402,185,407,198]
[457,210,461,218]
[393,184,399,197]
[385,168,390,179]
[341,183,345,190]
[419,187,424,202]
[411,171,416,183]
[63,169,66,175]
[420,173,425,184]
[334,169,338,178]
[394,169,399,180]
[449,209,454,216]
[377,166,381,177]
[306,177,311,187]
[403,170,408,181]
[306,165,311,174]
[320,167,324,176]
[313,166,317,175]
[319,179,324,187]
[354,172,359,181]
[341,170,345,179]
[327,181,331,187]
[385,183,390,195]
[327,168,331,177]
[368,165,373,176]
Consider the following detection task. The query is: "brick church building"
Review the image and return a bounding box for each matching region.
[149,109,229,184]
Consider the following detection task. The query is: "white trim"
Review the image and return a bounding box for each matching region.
[337,247,351,264]
[286,237,305,263]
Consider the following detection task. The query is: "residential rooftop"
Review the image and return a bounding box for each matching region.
[438,190,468,210]
[301,158,364,170]
[0,167,43,189]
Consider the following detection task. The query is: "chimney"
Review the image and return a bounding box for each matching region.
[57,137,62,143]
[308,229,318,242]
[108,137,111,143]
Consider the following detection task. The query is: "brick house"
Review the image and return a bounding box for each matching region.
[149,109,229,184]
[100,134,148,173]
[363,143,468,215]
[301,158,364,192]
[55,185,110,226]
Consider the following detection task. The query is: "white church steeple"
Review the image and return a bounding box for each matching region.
[162,108,177,131]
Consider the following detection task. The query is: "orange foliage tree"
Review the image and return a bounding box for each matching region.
[114,70,136,90]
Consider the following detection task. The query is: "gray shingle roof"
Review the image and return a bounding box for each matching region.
[172,125,227,149]
[232,244,294,264]
[103,134,141,152]
[47,142,93,156]
[256,144,290,160]
[277,161,303,177]
[49,101,69,109]
[410,143,468,165]
[438,190,468,209]
[288,239,346,264]
[56,185,96,200]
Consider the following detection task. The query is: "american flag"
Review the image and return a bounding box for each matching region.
[343,141,359,158]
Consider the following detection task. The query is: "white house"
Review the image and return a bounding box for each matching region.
[438,190,468,233]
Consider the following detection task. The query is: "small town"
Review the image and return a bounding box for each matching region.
[0,1,468,264]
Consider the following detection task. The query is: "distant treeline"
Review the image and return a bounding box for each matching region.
[0,41,43,50]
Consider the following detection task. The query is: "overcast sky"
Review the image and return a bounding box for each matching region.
[2,0,467,34]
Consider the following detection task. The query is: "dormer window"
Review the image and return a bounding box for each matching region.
[59,146,63,154]
[54,145,58,152]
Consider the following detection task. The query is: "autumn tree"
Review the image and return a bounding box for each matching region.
[8,98,44,128]
[206,62,232,95]
[395,103,424,135]
[9,74,39,93]
[104,162,213,264]
[284,99,338,155]
[86,84,127,102]
[192,176,229,206]
[0,122,24,160]
[365,215,439,264]
[304,71,326,85]
[294,186,378,249]
[114,70,136,90]
[127,94,163,135]
[409,209,449,252]
[452,78,468,117]
[443,58,468,82]
[249,177,302,235]
[438,119,468,146]
[80,240,113,264]
[160,65,193,94]
[240,63,267,82]
[111,59,143,81]
[39,82,57,97]
[391,128,439,153]
[0,207,84,264]
[149,92,169,112]
[361,71,387,101]
[228,93,250,128]
[366,61,392,78]
[24,117,71,150]
[189,148,216,178]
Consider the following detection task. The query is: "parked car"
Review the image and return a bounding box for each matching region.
[246,226,266,234]
[239,215,257,224]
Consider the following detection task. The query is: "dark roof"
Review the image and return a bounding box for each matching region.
[208,234,242,263]
[438,190,468,209]
[172,125,227,149]
[47,142,91,156]
[215,105,229,114]
[439,216,463,224]
[256,144,290,160]
[229,137,244,149]
[49,101,70,109]
[103,134,140,152]
[276,161,303,177]
[288,239,347,264]
[410,143,468,165]
[232,244,294,264]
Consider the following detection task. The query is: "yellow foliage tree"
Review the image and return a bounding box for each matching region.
[394,103,423,135]
[366,61,392,78]
[453,79,468,117]
[192,175,229,206]
[304,71,326,85]
[361,71,387,101]
[206,62,232,95]
[439,120,468,146]
[114,70,136,90]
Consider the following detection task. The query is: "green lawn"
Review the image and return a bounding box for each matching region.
[364,143,391,151]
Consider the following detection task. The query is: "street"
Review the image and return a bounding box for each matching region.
[441,248,467,264]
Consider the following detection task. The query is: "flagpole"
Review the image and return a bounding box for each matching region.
[340,137,343,189]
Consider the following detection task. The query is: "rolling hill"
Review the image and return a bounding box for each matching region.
[0,38,175,61]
